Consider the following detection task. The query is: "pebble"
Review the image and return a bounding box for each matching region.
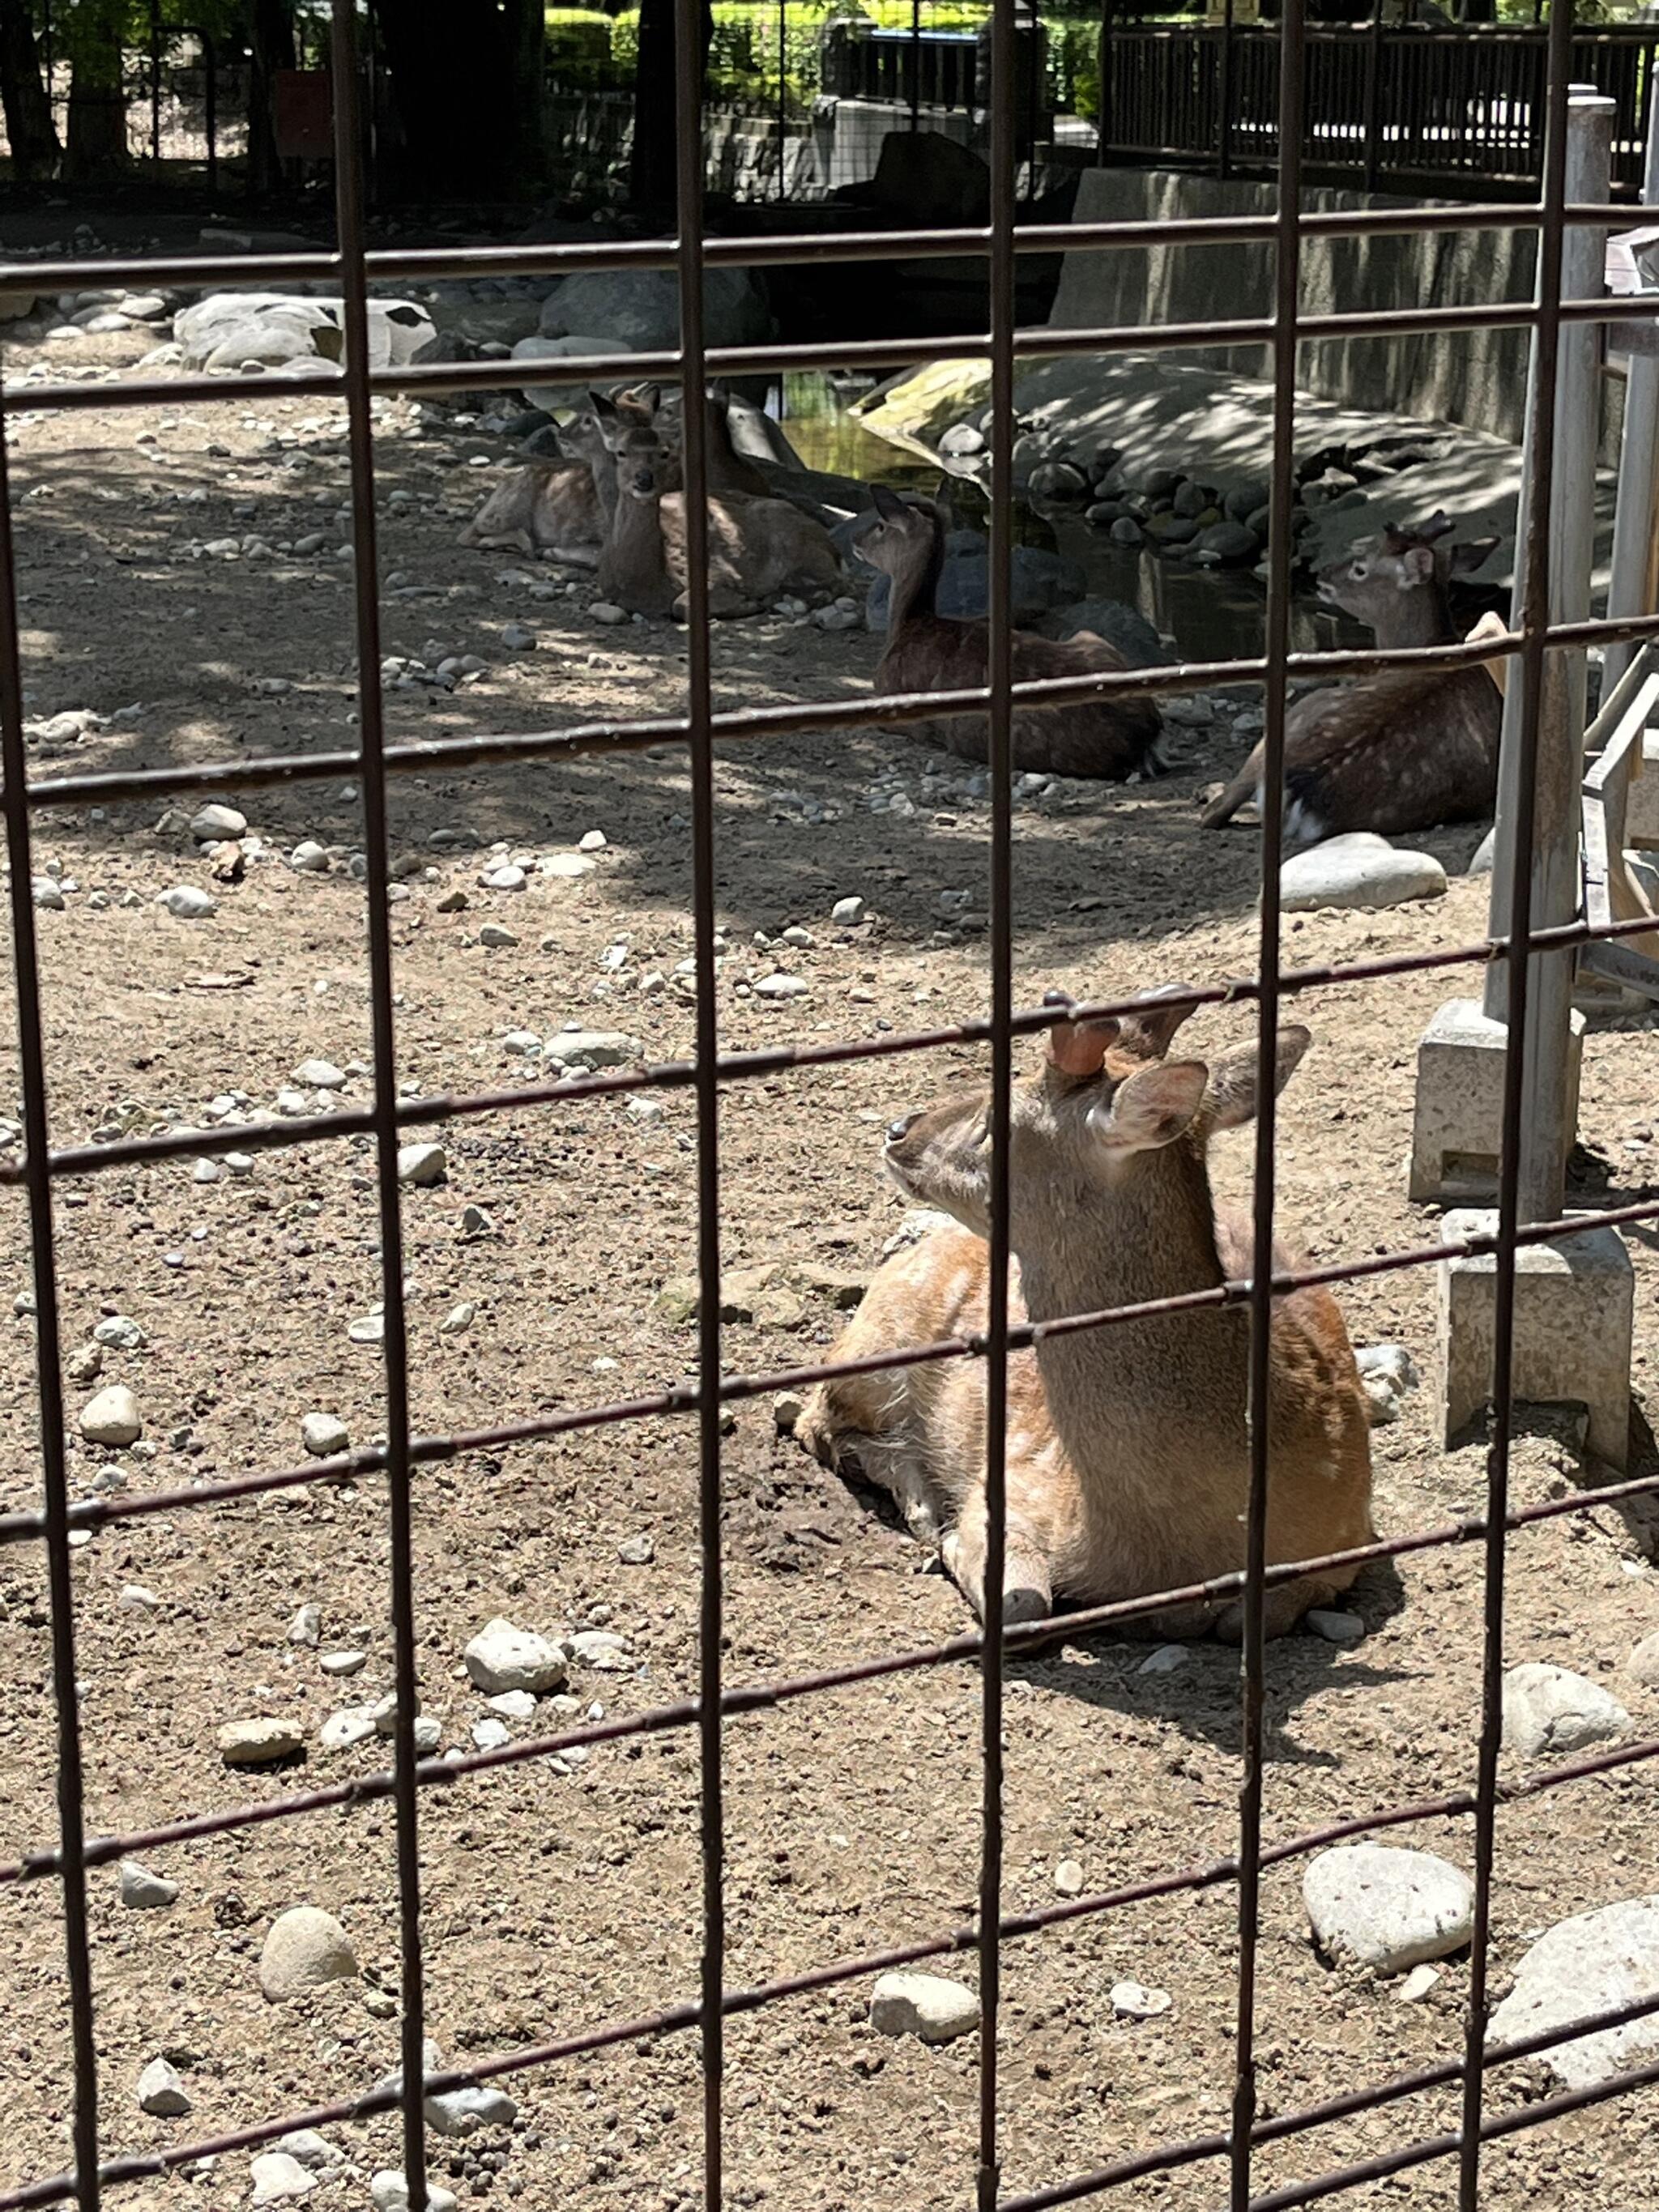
[1053,1859,1085,1897]
[771,1389,804,1432]
[482,864,527,892]
[1111,1980,1172,2019]
[301,1411,349,1456]
[625,1097,664,1127]
[463,1616,566,1694]
[1502,1662,1631,1760]
[190,803,247,842]
[319,1649,366,1677]
[157,884,218,919]
[617,1532,655,1565]
[868,1971,980,2044]
[485,1690,535,1720]
[117,1583,158,1610]
[478,923,518,948]
[1486,1894,1659,2086]
[1307,1609,1366,1647]
[93,1314,144,1349]
[426,2081,519,2137]
[471,1716,512,1750]
[192,1159,221,1184]
[288,1601,322,1647]
[1137,1644,1188,1675]
[120,1860,179,1909]
[830,896,867,925]
[272,2133,345,2174]
[1303,1844,1474,1973]
[544,1028,639,1068]
[249,2152,319,2204]
[539,851,594,879]
[318,1706,378,1751]
[137,2056,191,2116]
[589,601,628,624]
[79,1384,142,1446]
[259,1905,359,2000]
[218,1716,303,1767]
[578,829,608,851]
[292,1059,345,1090]
[289,841,330,873]
[441,1302,475,1335]
[371,2176,459,2212]
[459,1204,493,1236]
[1394,1963,1441,2002]
[32,877,65,910]
[348,1314,385,1345]
[754,972,808,1001]
[569,1628,629,1669]
[501,623,536,650]
[1279,833,1447,914]
[397,1141,447,1187]
[1627,1630,1659,1688]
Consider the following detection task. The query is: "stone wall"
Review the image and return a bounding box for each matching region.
[1049,168,1537,446]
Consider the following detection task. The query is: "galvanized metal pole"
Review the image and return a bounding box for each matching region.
[1603,80,1659,695]
[1482,88,1613,1226]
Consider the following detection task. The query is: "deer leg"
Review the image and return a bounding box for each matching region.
[945,1485,1053,1626]
[795,1392,943,1545]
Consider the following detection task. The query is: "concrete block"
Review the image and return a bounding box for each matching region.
[1624,732,1659,848]
[1408,997,1585,1204]
[1437,1209,1634,1468]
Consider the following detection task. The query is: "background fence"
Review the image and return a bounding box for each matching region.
[7,0,1659,2210]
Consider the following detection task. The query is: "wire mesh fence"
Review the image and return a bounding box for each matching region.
[4,0,1659,2208]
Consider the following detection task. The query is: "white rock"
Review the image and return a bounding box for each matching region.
[259,1905,359,2000]
[290,841,330,873]
[1486,1894,1659,2086]
[754,972,808,1001]
[119,1583,159,1612]
[93,1314,144,1349]
[348,1314,385,1345]
[1503,1663,1631,1760]
[478,923,518,948]
[569,1628,629,1669]
[1053,1859,1085,1897]
[1111,1980,1171,2019]
[1394,1963,1441,2003]
[1467,825,1498,876]
[441,1302,476,1335]
[137,2056,191,2116]
[397,1141,447,1187]
[1355,1341,1419,1392]
[301,1412,349,1456]
[486,1690,535,1720]
[318,1706,377,1752]
[578,829,608,851]
[471,1717,511,1751]
[32,877,64,910]
[120,1860,178,1909]
[271,2133,344,2174]
[174,292,436,374]
[426,2082,518,2137]
[1303,1844,1474,1973]
[588,602,628,624]
[544,1028,640,1068]
[1307,1609,1366,1647]
[463,1617,566,1695]
[288,1601,322,1647]
[868,1971,980,2044]
[249,2151,319,2204]
[1279,833,1448,914]
[539,851,594,879]
[158,884,218,919]
[219,1716,302,1767]
[371,2176,459,2212]
[1627,1631,1659,1688]
[191,803,247,842]
[319,1649,366,1677]
[830,896,867,925]
[292,1059,345,1090]
[79,1384,142,1446]
[483,864,526,893]
[617,1532,655,1565]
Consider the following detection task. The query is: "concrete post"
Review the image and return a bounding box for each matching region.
[1602,85,1659,696]
[1479,89,1613,1226]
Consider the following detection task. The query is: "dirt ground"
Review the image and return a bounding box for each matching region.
[2,316,1658,2212]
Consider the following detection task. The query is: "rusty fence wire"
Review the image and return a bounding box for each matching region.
[4,0,1659,2208]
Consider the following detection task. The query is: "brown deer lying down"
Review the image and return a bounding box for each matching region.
[862,487,1164,780]
[458,425,603,567]
[796,995,1375,1637]
[1202,514,1500,846]
[597,413,842,620]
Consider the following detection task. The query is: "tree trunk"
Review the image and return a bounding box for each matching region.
[64,0,128,181]
[378,0,543,202]
[0,0,59,179]
[631,0,712,215]
[247,0,296,200]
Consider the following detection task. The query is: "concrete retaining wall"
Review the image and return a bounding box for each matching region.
[1049,168,1536,445]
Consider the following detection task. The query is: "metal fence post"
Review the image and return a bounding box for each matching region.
[1480,87,1614,1225]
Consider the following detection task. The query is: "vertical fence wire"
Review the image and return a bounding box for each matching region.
[976,0,1017,2202]
[1457,6,1578,2206]
[326,3,431,2202]
[0,285,101,2212]
[670,2,727,2204]
[1229,2,1304,2204]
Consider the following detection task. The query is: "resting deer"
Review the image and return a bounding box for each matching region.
[1201,513,1500,845]
[796,994,1375,1638]
[458,427,603,567]
[862,487,1163,780]
[597,411,842,620]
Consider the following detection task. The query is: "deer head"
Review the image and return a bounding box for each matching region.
[1316,511,1499,646]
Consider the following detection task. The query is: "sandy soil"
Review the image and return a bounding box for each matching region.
[0,320,1657,2212]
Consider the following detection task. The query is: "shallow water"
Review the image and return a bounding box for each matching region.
[773,372,1367,672]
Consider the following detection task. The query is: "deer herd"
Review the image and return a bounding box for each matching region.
[464,384,1511,1640]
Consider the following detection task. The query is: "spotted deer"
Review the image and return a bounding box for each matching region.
[458,427,604,566]
[796,995,1375,1637]
[1202,514,1500,846]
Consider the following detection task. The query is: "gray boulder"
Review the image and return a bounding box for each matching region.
[174,293,436,374]
[1486,1895,1659,2086]
[1280,832,1448,913]
[538,267,772,353]
[1036,599,1171,667]
[1502,1662,1631,1762]
[1303,1844,1474,1974]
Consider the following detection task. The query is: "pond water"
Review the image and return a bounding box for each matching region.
[772,371,1368,672]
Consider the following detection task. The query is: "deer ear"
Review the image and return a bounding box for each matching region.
[1047,1016,1120,1077]
[638,381,661,413]
[1203,1026,1312,1129]
[1088,1060,1208,1153]
[590,390,616,420]
[1120,986,1198,1059]
[1397,544,1435,586]
[872,484,910,522]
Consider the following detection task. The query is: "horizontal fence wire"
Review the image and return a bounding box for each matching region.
[2,8,1657,2210]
